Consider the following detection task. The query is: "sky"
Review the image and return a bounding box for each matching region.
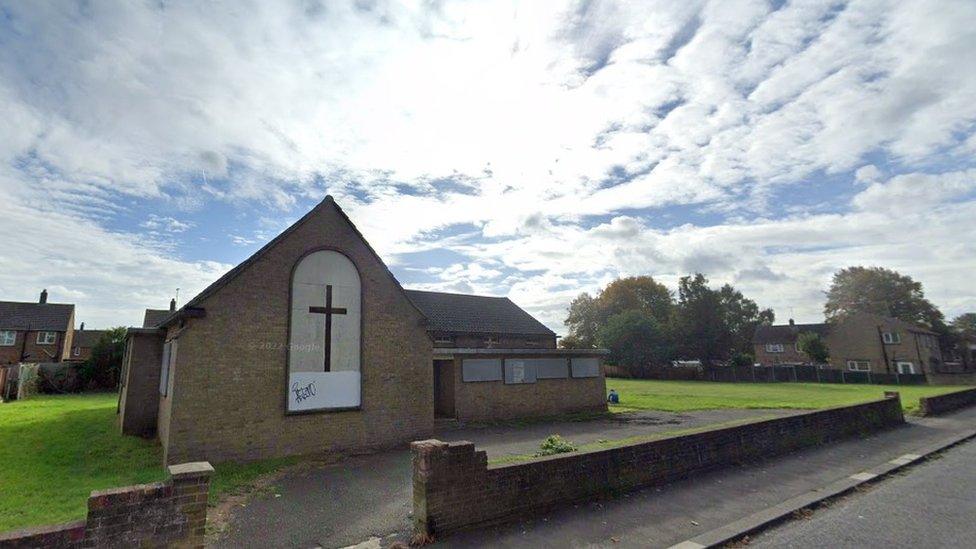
[1,0,975,333]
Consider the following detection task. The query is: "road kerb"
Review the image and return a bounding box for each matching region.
[666,429,976,549]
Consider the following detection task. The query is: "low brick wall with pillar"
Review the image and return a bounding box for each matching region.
[0,462,213,548]
[919,387,976,416]
[411,394,905,537]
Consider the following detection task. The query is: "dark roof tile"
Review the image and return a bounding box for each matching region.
[405,289,554,336]
[73,329,106,348]
[143,309,172,328]
[753,323,828,344]
[0,301,74,331]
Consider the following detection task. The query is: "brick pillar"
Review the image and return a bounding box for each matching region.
[411,439,449,536]
[167,462,215,548]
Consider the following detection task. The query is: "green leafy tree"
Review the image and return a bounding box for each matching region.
[564,276,673,348]
[673,274,728,364]
[564,293,601,348]
[597,310,673,375]
[797,332,830,364]
[824,266,944,327]
[79,327,127,389]
[952,313,976,339]
[718,284,775,356]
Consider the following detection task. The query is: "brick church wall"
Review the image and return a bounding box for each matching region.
[161,200,434,464]
[412,394,905,537]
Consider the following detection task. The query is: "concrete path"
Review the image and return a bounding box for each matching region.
[211,408,792,548]
[436,407,976,548]
[750,437,976,548]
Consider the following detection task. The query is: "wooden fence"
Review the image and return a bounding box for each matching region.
[604,363,929,386]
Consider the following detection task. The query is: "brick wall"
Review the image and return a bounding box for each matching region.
[0,462,213,548]
[919,387,976,416]
[118,330,165,437]
[411,395,904,537]
[161,200,434,464]
[448,355,607,422]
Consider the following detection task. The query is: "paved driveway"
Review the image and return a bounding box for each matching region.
[212,408,796,549]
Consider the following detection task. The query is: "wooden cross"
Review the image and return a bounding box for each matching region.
[308,285,347,372]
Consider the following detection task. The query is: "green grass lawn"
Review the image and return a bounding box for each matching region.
[606,378,971,414]
[0,393,297,533]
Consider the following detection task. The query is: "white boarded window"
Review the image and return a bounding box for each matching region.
[765,343,785,353]
[531,358,569,379]
[160,339,177,397]
[504,359,537,384]
[462,358,502,382]
[0,330,15,346]
[571,357,600,378]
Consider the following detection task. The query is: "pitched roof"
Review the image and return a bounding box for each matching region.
[73,329,106,348]
[404,289,555,336]
[143,309,172,328]
[753,323,828,344]
[161,196,425,326]
[0,301,74,331]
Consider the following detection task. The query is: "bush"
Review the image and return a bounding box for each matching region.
[535,435,577,457]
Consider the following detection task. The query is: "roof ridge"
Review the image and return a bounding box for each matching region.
[404,288,510,300]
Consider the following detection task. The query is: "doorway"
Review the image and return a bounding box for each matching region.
[433,359,456,418]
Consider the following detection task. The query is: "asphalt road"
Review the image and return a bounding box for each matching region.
[751,438,976,549]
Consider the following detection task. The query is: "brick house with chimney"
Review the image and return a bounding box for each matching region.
[117,196,607,464]
[754,312,943,375]
[69,324,107,362]
[0,290,75,365]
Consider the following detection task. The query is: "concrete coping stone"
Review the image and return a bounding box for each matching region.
[167,461,215,478]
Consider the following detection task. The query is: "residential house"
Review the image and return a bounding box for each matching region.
[754,312,942,375]
[69,323,107,362]
[0,290,75,365]
[142,299,176,329]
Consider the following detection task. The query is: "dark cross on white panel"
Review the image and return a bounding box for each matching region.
[308,285,347,372]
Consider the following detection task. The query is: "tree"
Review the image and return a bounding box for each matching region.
[564,276,673,347]
[797,332,830,364]
[673,274,727,363]
[564,293,600,348]
[598,276,673,325]
[952,313,976,339]
[718,284,775,356]
[824,266,944,327]
[597,311,672,375]
[79,327,127,389]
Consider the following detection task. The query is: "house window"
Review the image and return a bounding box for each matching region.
[0,331,15,346]
[847,360,871,372]
[882,332,901,344]
[484,336,498,347]
[433,336,454,346]
[896,361,915,374]
[72,346,80,356]
[36,331,57,345]
[765,343,785,353]
[525,338,539,347]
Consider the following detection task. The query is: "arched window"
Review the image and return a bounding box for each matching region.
[287,250,362,412]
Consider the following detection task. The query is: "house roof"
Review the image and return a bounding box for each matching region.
[753,323,828,344]
[0,301,74,332]
[404,289,555,337]
[73,329,106,348]
[143,309,172,328]
[161,196,426,327]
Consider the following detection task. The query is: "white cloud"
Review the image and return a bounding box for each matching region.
[1,0,975,332]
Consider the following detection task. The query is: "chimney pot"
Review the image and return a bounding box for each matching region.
[170,298,176,311]
[40,289,48,304]
[789,318,795,326]
[80,322,85,331]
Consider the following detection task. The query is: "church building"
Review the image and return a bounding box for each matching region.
[118,196,607,465]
